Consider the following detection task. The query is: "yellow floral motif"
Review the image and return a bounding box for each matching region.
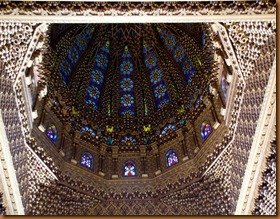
[143,124,151,132]
[71,106,80,116]
[177,105,185,114]
[106,125,114,133]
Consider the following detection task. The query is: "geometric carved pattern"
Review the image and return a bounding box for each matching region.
[227,33,276,210]
[19,21,277,215]
[0,2,276,19]
[0,72,28,214]
[253,135,276,215]
[89,200,187,215]
[161,142,234,215]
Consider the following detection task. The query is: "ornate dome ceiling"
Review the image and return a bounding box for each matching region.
[0,1,276,216]
[44,23,215,148]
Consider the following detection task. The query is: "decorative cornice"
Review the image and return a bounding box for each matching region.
[211,23,243,78]
[0,2,276,23]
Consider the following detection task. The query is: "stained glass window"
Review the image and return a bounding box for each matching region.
[124,160,136,176]
[166,149,179,167]
[201,121,212,141]
[221,76,229,100]
[143,42,170,109]
[195,95,203,109]
[82,126,96,136]
[59,28,94,85]
[81,151,93,169]
[120,46,135,117]
[45,124,57,143]
[158,28,195,84]
[121,136,136,145]
[85,41,110,110]
[161,124,176,136]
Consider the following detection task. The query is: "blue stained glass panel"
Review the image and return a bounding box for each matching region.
[81,151,93,169]
[163,33,176,50]
[159,28,196,83]
[121,110,134,117]
[45,124,57,143]
[82,126,96,136]
[161,124,176,136]
[124,161,136,176]
[85,43,110,110]
[144,54,157,68]
[150,69,163,83]
[121,94,134,107]
[195,95,203,109]
[166,149,179,167]
[120,61,133,74]
[91,70,104,85]
[143,43,170,109]
[119,47,135,117]
[201,121,212,141]
[120,78,133,91]
[121,136,136,145]
[96,54,109,69]
[154,84,168,98]
[59,28,94,84]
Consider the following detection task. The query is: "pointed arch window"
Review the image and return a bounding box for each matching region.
[124,160,136,176]
[166,149,179,167]
[81,151,93,169]
[158,28,196,85]
[120,46,135,118]
[201,121,212,141]
[85,42,110,110]
[143,42,170,109]
[45,124,57,143]
[59,27,94,85]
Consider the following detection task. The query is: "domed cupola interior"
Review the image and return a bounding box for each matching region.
[45,23,214,151]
